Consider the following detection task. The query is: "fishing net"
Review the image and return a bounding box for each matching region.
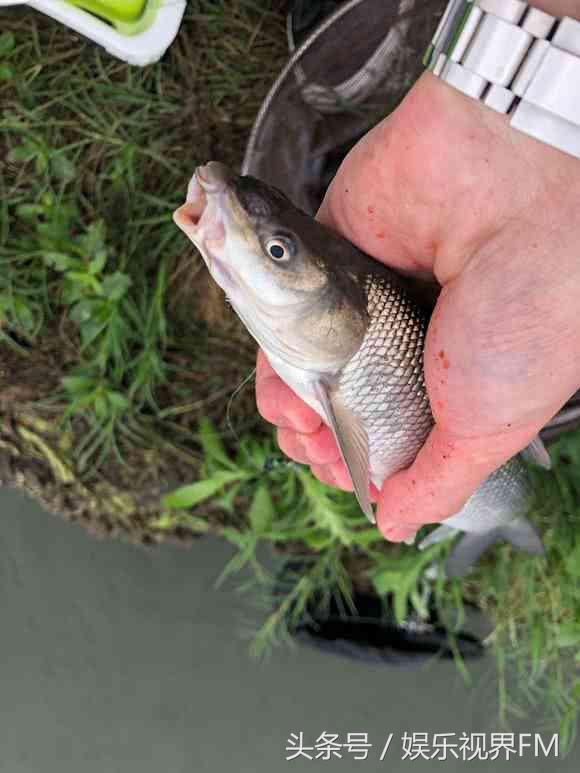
[243,0,445,214]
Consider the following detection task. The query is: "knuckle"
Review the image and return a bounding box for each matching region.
[277,428,308,464]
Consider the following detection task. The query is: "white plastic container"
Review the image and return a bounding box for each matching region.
[0,0,187,66]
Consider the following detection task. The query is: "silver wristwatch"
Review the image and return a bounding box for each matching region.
[424,0,580,159]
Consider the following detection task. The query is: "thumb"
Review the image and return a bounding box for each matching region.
[375,422,539,542]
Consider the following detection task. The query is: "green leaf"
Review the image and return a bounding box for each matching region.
[102,271,131,302]
[89,249,108,275]
[178,514,211,533]
[78,221,106,259]
[197,417,236,470]
[149,512,174,530]
[79,318,109,350]
[94,394,108,419]
[34,154,48,174]
[565,542,580,578]
[67,272,102,293]
[50,154,76,182]
[247,484,274,535]
[352,527,385,548]
[214,481,243,514]
[265,525,323,542]
[215,537,259,587]
[555,623,580,649]
[70,298,101,324]
[62,375,96,394]
[303,529,334,550]
[150,511,210,533]
[44,251,74,271]
[162,480,220,510]
[370,545,443,624]
[297,470,354,545]
[0,64,14,81]
[7,145,38,163]
[15,203,45,220]
[162,471,243,509]
[13,298,35,332]
[107,391,130,411]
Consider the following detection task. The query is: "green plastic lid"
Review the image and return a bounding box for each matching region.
[66,0,147,25]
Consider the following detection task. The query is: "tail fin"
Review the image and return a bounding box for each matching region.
[445,518,545,578]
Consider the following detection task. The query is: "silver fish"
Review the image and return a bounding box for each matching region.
[173,161,547,577]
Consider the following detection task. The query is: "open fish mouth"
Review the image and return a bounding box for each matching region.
[173,162,234,286]
[173,162,231,245]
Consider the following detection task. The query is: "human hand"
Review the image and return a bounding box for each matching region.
[255,71,580,542]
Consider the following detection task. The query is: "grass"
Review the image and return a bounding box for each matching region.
[156,418,579,751]
[0,0,578,754]
[0,2,287,484]
[469,435,580,749]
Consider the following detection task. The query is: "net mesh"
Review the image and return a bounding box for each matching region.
[243,0,445,213]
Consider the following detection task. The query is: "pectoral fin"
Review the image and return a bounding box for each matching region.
[313,381,374,524]
[521,435,551,470]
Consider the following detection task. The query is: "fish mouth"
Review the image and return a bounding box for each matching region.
[173,164,228,240]
[173,163,234,285]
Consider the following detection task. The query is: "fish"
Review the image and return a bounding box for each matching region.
[173,161,547,578]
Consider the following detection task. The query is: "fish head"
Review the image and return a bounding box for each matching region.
[173,161,369,373]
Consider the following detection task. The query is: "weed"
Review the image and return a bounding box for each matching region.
[159,418,580,751]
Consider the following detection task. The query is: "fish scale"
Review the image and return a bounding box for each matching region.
[338,273,535,541]
[456,459,533,533]
[337,274,433,483]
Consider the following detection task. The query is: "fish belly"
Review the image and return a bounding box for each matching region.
[264,352,327,420]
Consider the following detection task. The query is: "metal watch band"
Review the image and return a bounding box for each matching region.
[424,0,580,159]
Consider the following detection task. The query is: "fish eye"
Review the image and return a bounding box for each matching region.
[265,236,294,262]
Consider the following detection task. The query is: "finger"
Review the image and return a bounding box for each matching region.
[255,349,321,433]
[298,424,342,466]
[276,428,310,465]
[310,463,341,489]
[311,461,381,504]
[375,422,539,541]
[312,461,354,492]
[278,425,341,467]
[382,525,419,543]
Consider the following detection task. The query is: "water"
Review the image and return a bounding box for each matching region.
[0,487,574,772]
